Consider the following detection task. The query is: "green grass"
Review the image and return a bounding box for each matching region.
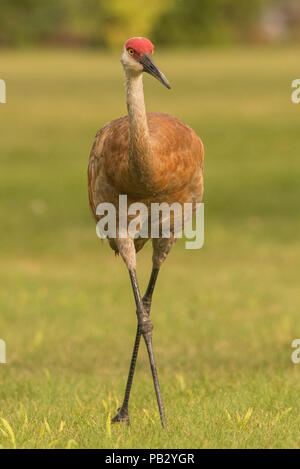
[0,46,300,449]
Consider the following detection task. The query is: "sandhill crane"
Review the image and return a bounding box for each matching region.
[88,37,204,428]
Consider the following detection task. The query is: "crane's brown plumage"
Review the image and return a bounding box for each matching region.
[87,37,204,427]
[88,112,204,253]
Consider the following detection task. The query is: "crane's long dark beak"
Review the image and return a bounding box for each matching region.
[140,54,171,89]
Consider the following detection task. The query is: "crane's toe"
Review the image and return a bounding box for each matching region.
[111,407,130,425]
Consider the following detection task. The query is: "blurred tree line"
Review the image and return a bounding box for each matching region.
[0,0,299,48]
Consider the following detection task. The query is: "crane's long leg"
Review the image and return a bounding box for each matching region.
[111,237,175,428]
[129,269,166,428]
[111,267,160,425]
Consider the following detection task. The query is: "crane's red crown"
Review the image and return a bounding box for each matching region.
[125,37,154,56]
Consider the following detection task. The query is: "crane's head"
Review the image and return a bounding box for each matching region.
[121,37,171,89]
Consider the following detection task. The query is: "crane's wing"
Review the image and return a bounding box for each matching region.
[87,123,111,221]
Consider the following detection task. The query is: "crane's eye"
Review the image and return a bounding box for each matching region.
[128,48,134,55]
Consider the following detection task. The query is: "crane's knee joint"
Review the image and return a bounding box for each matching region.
[138,315,153,336]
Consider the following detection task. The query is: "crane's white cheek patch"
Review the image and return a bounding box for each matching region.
[121,50,143,72]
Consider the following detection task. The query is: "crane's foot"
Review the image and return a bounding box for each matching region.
[111,407,130,425]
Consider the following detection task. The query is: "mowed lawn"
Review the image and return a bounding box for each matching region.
[0,47,300,449]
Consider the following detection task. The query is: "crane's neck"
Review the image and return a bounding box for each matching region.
[125,71,155,189]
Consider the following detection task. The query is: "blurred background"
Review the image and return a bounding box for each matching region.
[0,0,300,449]
[1,0,300,48]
